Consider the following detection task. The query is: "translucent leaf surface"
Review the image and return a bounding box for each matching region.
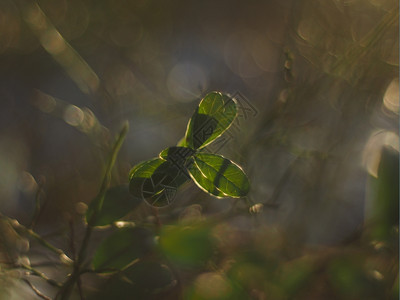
[129,158,190,207]
[188,153,250,198]
[185,92,237,149]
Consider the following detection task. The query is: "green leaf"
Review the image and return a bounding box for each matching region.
[327,255,383,299]
[185,92,237,149]
[92,227,154,272]
[86,185,142,227]
[159,224,215,267]
[129,158,165,181]
[159,146,196,167]
[88,122,128,227]
[186,162,227,198]
[369,147,399,241]
[185,272,241,300]
[176,136,187,147]
[129,158,190,207]
[188,153,250,198]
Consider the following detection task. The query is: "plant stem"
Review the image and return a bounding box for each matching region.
[23,279,52,300]
[0,213,72,264]
[21,263,62,287]
[57,121,129,300]
[29,176,45,229]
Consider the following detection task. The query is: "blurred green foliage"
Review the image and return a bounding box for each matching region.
[86,185,141,227]
[159,223,215,268]
[92,227,155,272]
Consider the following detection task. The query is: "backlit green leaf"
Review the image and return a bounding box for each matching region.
[188,153,250,198]
[129,158,190,207]
[159,146,195,167]
[185,92,237,149]
[129,158,165,181]
[186,162,228,198]
[176,136,187,147]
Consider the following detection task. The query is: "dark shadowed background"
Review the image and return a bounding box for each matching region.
[0,0,398,299]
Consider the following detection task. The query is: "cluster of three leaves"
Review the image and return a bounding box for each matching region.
[129,91,250,207]
[85,92,250,245]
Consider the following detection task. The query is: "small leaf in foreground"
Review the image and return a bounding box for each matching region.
[159,224,215,267]
[86,185,142,227]
[92,227,154,272]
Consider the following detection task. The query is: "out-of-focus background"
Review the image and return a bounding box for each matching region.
[0,0,398,299]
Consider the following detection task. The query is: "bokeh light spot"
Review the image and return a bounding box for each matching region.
[194,272,233,299]
[18,171,37,194]
[40,29,66,55]
[64,105,84,127]
[167,63,208,102]
[383,78,399,114]
[224,31,264,78]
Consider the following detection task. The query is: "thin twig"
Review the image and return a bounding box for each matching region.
[0,213,72,264]
[69,220,85,300]
[23,279,52,300]
[268,156,301,205]
[56,122,129,300]
[29,176,45,229]
[152,207,162,232]
[76,276,85,300]
[69,220,77,261]
[21,263,62,288]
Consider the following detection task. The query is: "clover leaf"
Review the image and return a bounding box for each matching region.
[129,91,250,206]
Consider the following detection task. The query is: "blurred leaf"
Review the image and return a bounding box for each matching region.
[392,273,399,299]
[370,147,399,241]
[227,251,278,289]
[327,256,384,299]
[188,153,250,198]
[129,158,190,207]
[185,92,237,149]
[89,260,176,300]
[0,219,27,266]
[159,224,215,267]
[279,258,315,298]
[86,121,128,228]
[92,227,154,272]
[185,272,243,300]
[86,185,142,227]
[123,260,177,294]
